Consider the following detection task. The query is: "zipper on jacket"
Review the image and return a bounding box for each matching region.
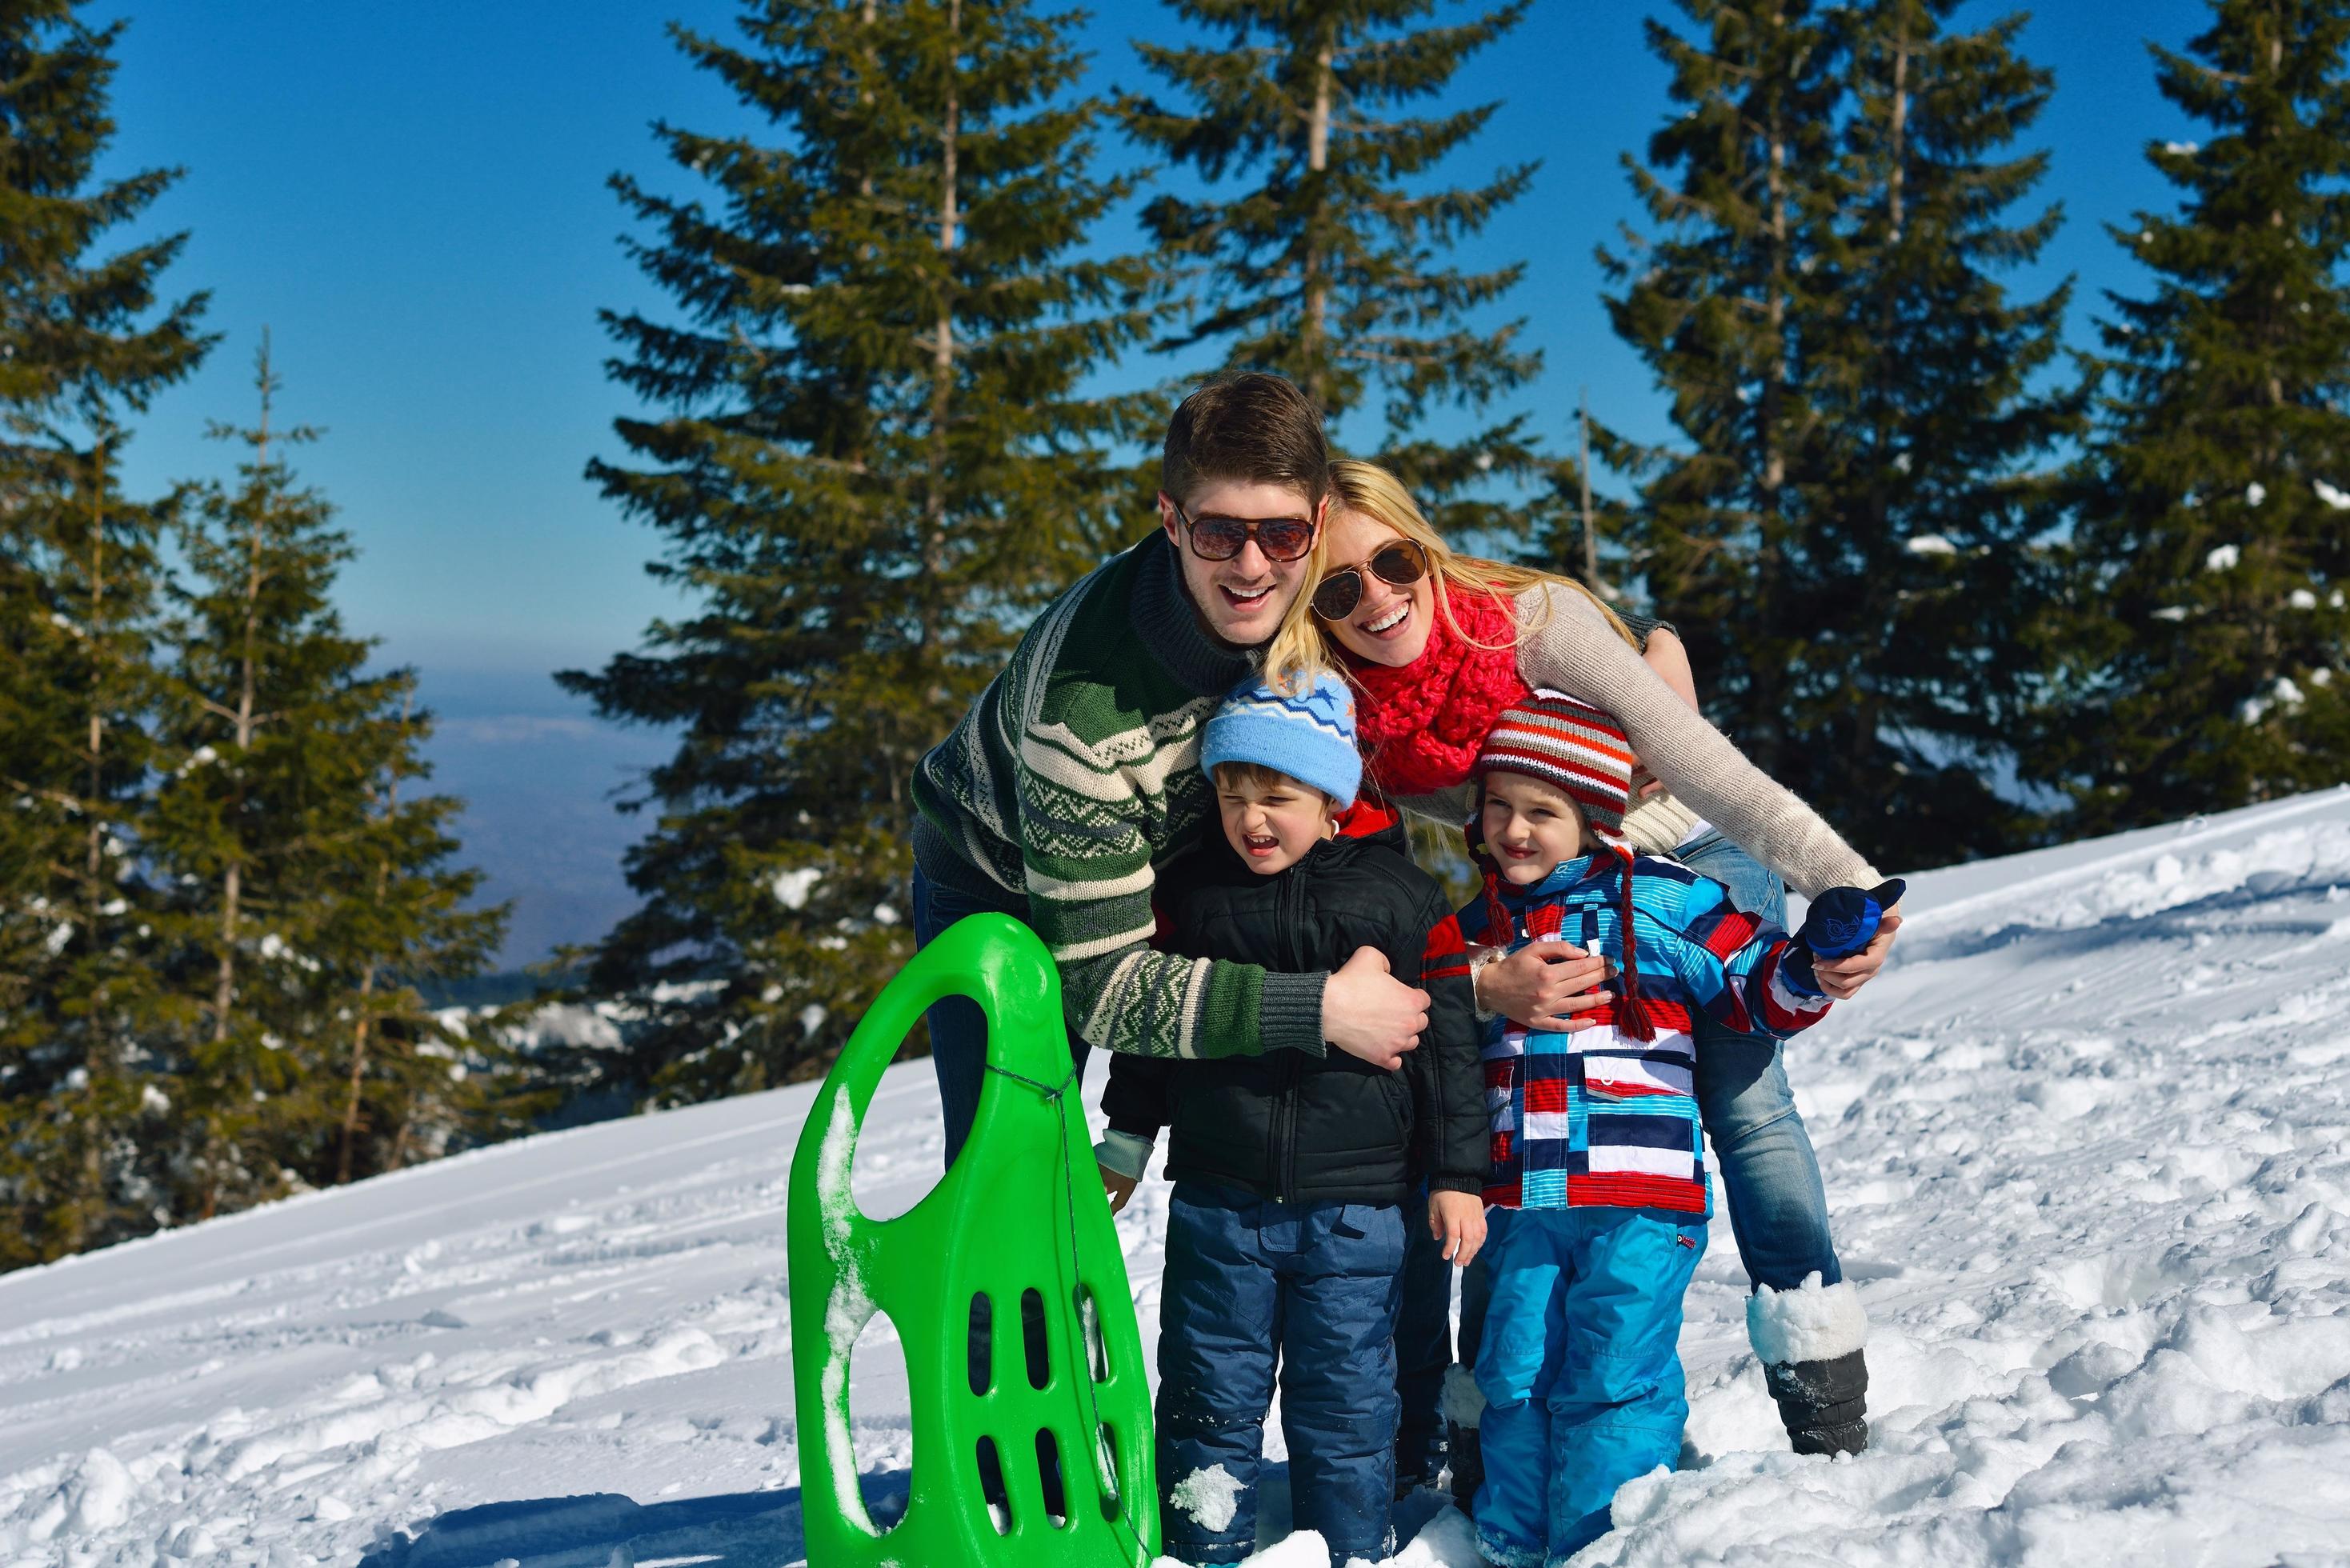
[1277,858,1312,1204]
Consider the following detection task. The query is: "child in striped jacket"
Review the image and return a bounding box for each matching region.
[1428,691,1899,1567]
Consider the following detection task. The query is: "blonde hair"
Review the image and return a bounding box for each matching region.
[1260,458,1639,694]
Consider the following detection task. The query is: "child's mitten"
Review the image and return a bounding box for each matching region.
[1782,878,1905,997]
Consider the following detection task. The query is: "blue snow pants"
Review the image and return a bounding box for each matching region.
[1472,1206,1707,1568]
[1392,1180,1453,1482]
[1156,1181,1405,1566]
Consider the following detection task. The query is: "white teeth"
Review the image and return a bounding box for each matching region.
[1366,602,1409,633]
[1227,585,1271,603]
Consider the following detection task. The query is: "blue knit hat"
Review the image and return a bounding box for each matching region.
[1199,672,1361,809]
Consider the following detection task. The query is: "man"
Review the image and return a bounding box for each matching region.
[909,371,1428,1162]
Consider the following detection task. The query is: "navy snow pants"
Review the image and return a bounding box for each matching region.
[1155,1181,1405,1566]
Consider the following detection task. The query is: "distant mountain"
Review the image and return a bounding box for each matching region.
[414,671,673,970]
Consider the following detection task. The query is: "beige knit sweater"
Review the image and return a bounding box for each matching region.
[1393,583,1884,900]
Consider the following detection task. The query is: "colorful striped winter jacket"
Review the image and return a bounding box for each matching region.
[1427,852,1835,1215]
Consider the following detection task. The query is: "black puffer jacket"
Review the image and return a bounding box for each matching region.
[1103,819,1485,1208]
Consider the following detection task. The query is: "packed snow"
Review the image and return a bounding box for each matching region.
[5,790,2350,1565]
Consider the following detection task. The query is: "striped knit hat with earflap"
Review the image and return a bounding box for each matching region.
[1474,690,1656,1039]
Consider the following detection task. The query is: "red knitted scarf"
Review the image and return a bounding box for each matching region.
[1347,586,1531,801]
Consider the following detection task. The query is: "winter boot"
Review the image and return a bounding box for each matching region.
[1441,1362,1485,1514]
[1747,1276,1870,1457]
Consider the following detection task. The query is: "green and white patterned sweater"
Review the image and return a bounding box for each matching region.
[911,533,1326,1061]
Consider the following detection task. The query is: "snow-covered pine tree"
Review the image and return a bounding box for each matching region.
[150,340,511,1213]
[1794,0,2080,866]
[1120,0,1540,526]
[2028,0,2350,831]
[568,0,1159,1105]
[0,1,212,1267]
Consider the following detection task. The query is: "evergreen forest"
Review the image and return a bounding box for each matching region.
[6,0,2348,1267]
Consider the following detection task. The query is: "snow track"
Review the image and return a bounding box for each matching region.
[5,791,2350,1565]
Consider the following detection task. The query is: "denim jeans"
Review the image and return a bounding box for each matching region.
[908,865,1090,1170]
[1671,831,1842,1293]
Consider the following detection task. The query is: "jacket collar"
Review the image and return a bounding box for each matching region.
[1500,851,1607,905]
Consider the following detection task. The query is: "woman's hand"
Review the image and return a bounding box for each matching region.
[1099,1164,1139,1215]
[1475,938,1611,1031]
[1428,1190,1487,1268]
[1811,909,1903,998]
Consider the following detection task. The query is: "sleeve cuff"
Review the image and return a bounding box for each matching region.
[1095,1129,1154,1181]
[1429,1173,1484,1196]
[1259,970,1328,1057]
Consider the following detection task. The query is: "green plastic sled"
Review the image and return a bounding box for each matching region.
[787,913,1160,1567]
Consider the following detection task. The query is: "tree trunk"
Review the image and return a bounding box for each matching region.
[1302,30,1335,402]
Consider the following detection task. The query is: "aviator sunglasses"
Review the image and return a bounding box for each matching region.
[1168,497,1319,563]
[1312,538,1431,620]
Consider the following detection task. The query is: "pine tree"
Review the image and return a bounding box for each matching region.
[1121,0,1541,525]
[1601,0,2074,870]
[1794,0,2079,866]
[0,1,211,1266]
[568,0,1158,1105]
[149,339,512,1213]
[1599,0,1844,776]
[2028,0,2350,830]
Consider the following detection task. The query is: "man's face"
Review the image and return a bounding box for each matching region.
[1158,478,1323,649]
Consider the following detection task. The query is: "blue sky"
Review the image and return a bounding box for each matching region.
[94,0,2220,698]
[82,0,2222,961]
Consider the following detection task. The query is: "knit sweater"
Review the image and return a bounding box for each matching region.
[1429,851,1835,1214]
[1391,584,1882,899]
[910,532,1325,1061]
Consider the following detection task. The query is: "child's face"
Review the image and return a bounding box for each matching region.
[1481,772,1589,886]
[1217,772,1335,875]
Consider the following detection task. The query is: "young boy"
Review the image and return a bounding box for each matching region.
[1095,672,1488,1567]
[1434,692,1897,1566]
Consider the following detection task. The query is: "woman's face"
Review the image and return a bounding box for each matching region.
[1318,507,1436,668]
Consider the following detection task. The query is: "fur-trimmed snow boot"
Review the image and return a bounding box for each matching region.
[1747,1275,1870,1457]
[1442,1362,1486,1512]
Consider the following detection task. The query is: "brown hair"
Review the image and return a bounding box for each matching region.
[1211,759,1336,811]
[1162,372,1331,510]
[1263,458,1639,693]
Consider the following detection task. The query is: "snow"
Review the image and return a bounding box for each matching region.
[2315,478,2350,510]
[2243,482,2265,509]
[1904,534,1957,557]
[771,868,823,910]
[6,791,2350,1566]
[2208,542,2243,570]
[1171,1463,1245,1533]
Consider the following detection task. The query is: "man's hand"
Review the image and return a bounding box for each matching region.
[1323,946,1427,1071]
[1475,939,1611,1031]
[1099,1163,1139,1215]
[1812,909,1901,999]
[1428,1190,1487,1268]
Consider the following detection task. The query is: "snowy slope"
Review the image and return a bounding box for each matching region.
[6,790,2350,1566]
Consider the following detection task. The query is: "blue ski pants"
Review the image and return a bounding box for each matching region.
[1157,1182,1405,1566]
[1472,1206,1707,1567]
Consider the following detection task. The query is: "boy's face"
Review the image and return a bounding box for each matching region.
[1217,772,1334,875]
[1159,478,1323,649]
[1480,771,1589,886]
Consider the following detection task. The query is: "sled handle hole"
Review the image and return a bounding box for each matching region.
[1035,1426,1068,1528]
[1020,1286,1051,1390]
[1077,1284,1109,1382]
[1095,1422,1122,1518]
[975,1434,1012,1535]
[967,1292,993,1396]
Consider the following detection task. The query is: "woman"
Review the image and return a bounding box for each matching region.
[1266,461,1894,1490]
